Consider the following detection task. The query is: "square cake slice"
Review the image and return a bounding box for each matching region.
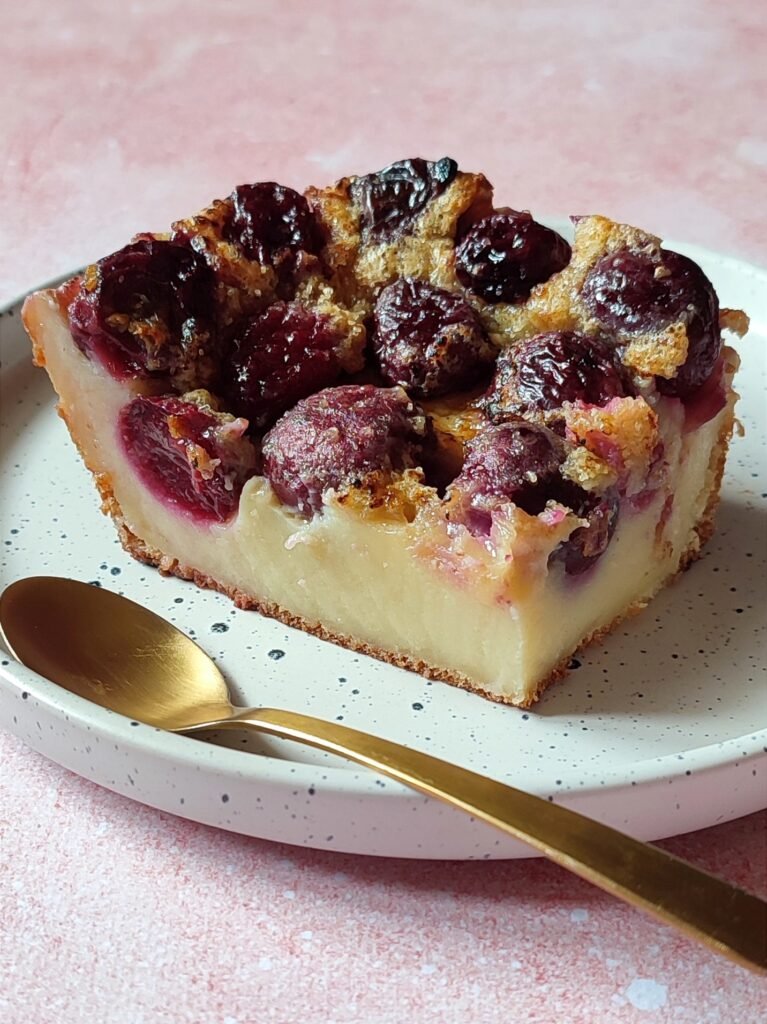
[22,159,747,706]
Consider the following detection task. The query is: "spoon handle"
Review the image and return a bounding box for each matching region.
[204,706,766,973]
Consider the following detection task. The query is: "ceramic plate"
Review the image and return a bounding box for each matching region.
[1,234,765,859]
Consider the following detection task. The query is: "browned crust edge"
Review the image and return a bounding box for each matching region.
[96,407,734,710]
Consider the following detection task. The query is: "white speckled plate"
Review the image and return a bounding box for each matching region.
[1,236,766,859]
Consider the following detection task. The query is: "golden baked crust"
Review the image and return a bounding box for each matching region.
[562,396,659,495]
[307,168,493,308]
[476,216,688,380]
[172,200,277,326]
[171,190,368,364]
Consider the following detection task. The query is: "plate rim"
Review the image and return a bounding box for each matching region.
[2,657,766,799]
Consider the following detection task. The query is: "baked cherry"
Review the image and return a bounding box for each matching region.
[226,182,324,275]
[372,279,495,397]
[484,331,631,423]
[223,303,345,429]
[350,157,458,241]
[448,420,617,574]
[581,248,721,396]
[549,491,619,576]
[450,420,569,523]
[262,384,425,514]
[69,238,216,386]
[120,394,258,523]
[455,210,571,303]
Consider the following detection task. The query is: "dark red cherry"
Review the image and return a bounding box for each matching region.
[449,421,569,525]
[119,395,258,523]
[225,182,324,275]
[484,331,631,422]
[68,238,216,383]
[372,279,495,397]
[549,491,619,576]
[581,248,720,396]
[448,420,617,574]
[262,385,425,514]
[455,210,571,303]
[224,303,344,429]
[350,157,458,241]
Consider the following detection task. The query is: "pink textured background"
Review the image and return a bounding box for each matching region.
[1,1,765,1021]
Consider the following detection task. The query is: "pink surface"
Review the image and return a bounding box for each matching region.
[1,1,765,1021]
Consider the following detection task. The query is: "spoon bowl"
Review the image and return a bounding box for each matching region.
[1,575,765,973]
[0,576,234,729]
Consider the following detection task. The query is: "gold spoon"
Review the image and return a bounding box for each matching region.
[1,575,765,973]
